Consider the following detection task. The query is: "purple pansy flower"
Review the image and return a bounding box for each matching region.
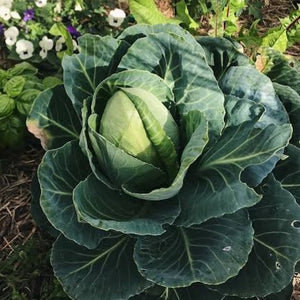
[23,9,34,22]
[0,24,4,34]
[67,25,80,38]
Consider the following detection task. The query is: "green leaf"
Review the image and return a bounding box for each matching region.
[0,115,24,149]
[50,23,73,57]
[73,174,180,236]
[0,94,15,118]
[87,114,167,191]
[134,210,253,287]
[262,48,300,95]
[119,31,225,142]
[215,175,300,297]
[261,28,288,53]
[273,82,300,147]
[42,76,63,89]
[123,111,208,201]
[177,120,291,226]
[26,85,81,150]
[38,140,108,249]
[121,87,179,181]
[51,235,152,300]
[30,174,59,238]
[62,35,122,114]
[118,24,203,50]
[15,89,40,116]
[129,0,181,25]
[80,98,116,190]
[196,36,250,80]
[273,144,300,204]
[176,0,199,30]
[130,284,223,299]
[4,76,26,98]
[7,62,37,76]
[219,65,289,128]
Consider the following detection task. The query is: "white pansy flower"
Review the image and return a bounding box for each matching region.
[11,11,21,19]
[74,2,82,11]
[39,36,53,59]
[16,39,34,60]
[107,8,126,27]
[54,1,61,13]
[35,0,47,7]
[0,0,13,9]
[0,6,11,21]
[55,36,65,52]
[39,48,47,59]
[39,36,53,50]
[4,26,19,46]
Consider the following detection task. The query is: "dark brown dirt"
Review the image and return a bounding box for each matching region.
[0,142,44,259]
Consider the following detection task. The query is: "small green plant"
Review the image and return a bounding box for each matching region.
[27,24,299,300]
[0,237,68,300]
[0,62,61,149]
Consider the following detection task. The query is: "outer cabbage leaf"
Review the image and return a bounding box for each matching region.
[63,35,129,114]
[214,175,300,297]
[134,210,253,287]
[27,85,81,150]
[73,174,180,236]
[273,82,300,147]
[219,65,289,186]
[273,144,300,204]
[196,36,250,80]
[51,235,152,300]
[177,119,291,226]
[130,284,223,299]
[38,140,108,249]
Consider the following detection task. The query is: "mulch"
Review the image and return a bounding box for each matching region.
[0,141,44,259]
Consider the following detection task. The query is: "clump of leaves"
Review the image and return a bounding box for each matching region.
[28,24,300,300]
[0,237,68,300]
[0,62,61,149]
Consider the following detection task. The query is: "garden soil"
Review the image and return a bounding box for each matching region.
[0,0,300,299]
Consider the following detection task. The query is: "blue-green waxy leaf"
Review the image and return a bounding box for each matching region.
[92,69,175,115]
[87,114,167,191]
[118,24,203,50]
[196,36,250,80]
[214,175,300,297]
[123,111,208,200]
[177,120,292,226]
[119,31,225,142]
[73,174,180,236]
[27,85,81,150]
[273,144,300,204]
[134,210,254,287]
[38,141,108,249]
[63,35,122,114]
[219,65,289,128]
[51,235,152,300]
[263,49,300,95]
[273,82,300,147]
[31,174,59,238]
[130,283,223,299]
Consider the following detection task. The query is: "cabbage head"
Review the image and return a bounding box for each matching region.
[27,25,300,300]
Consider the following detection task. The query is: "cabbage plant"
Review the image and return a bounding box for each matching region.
[27,24,300,300]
